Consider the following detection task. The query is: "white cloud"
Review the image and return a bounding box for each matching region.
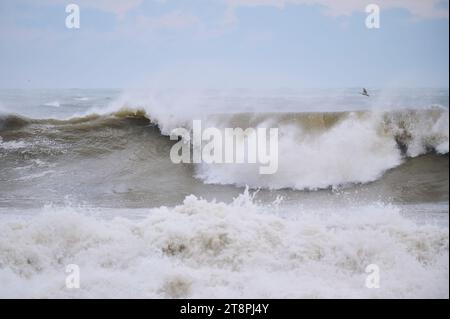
[136,10,201,30]
[85,0,143,18]
[26,0,144,18]
[226,0,449,19]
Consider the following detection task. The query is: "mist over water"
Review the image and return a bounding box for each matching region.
[0,88,448,298]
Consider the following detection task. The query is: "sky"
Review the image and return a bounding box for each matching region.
[0,0,448,89]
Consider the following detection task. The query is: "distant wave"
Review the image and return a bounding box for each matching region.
[44,101,61,107]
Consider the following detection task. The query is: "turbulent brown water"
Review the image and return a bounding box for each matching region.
[0,107,448,208]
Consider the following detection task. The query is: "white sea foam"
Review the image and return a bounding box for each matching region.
[0,137,29,150]
[0,191,448,298]
[196,113,401,189]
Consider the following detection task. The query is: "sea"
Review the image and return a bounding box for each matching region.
[0,88,448,298]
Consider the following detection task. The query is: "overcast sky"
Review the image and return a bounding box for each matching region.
[0,0,448,89]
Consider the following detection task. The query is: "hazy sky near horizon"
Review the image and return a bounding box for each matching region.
[0,0,448,89]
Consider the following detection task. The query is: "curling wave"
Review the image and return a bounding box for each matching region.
[0,107,448,190]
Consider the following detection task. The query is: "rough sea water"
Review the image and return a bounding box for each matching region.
[0,88,448,298]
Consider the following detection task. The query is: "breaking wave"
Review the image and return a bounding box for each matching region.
[0,106,448,190]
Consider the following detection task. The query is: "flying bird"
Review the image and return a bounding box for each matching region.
[361,88,370,97]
